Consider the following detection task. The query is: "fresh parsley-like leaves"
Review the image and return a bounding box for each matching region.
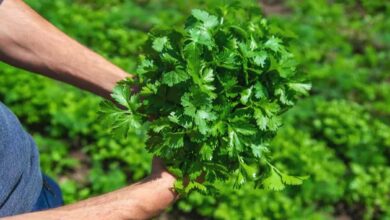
[101,3,310,194]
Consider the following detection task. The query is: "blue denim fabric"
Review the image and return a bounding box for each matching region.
[31,175,64,211]
[0,102,42,217]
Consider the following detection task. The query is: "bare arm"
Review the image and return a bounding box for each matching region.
[0,0,129,99]
[0,1,178,219]
[3,158,177,220]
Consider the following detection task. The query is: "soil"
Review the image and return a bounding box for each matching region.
[259,0,291,16]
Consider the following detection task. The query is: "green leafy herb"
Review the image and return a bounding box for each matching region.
[101,3,310,194]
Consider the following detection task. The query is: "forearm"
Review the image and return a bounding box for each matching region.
[0,0,129,98]
[4,172,177,220]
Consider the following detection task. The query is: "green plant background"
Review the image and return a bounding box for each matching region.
[0,0,389,219]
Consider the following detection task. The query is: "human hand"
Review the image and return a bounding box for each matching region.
[129,157,178,217]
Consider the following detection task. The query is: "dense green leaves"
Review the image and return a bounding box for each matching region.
[162,70,190,86]
[102,3,310,194]
[2,0,390,219]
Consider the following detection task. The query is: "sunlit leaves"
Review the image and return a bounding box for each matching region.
[102,4,310,194]
[265,36,283,53]
[262,167,309,190]
[152,36,169,52]
[251,144,269,158]
[191,9,219,29]
[280,174,309,185]
[288,83,312,95]
[253,51,268,67]
[262,168,285,191]
[254,82,267,99]
[254,108,268,131]
[137,59,155,75]
[240,86,253,104]
[189,28,215,47]
[162,69,190,87]
[202,68,215,83]
[111,84,131,108]
[195,109,216,134]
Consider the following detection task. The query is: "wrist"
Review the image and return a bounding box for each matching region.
[146,171,178,205]
[121,172,177,219]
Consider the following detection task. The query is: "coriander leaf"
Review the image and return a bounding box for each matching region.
[253,51,268,68]
[202,68,215,83]
[228,127,243,152]
[262,168,285,191]
[181,93,197,117]
[240,162,258,181]
[254,82,267,99]
[111,84,130,108]
[280,174,309,185]
[164,132,184,149]
[191,9,219,29]
[151,119,170,133]
[240,86,253,104]
[260,102,280,116]
[189,28,214,47]
[254,109,268,131]
[267,116,282,131]
[265,36,283,53]
[195,109,216,134]
[184,43,202,84]
[277,52,297,78]
[231,121,257,136]
[152,36,169,52]
[168,112,180,124]
[200,144,214,161]
[288,83,312,95]
[275,87,294,106]
[162,69,190,87]
[251,144,270,158]
[137,59,155,75]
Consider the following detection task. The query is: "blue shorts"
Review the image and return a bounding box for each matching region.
[31,175,64,212]
[0,102,63,216]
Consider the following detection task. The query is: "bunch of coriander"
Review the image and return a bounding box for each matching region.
[101,3,310,194]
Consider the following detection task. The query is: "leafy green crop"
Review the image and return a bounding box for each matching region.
[101,3,310,194]
[3,0,389,218]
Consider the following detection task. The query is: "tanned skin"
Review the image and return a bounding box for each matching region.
[0,0,128,99]
[0,0,178,219]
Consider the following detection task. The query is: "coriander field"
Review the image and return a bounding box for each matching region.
[0,0,389,219]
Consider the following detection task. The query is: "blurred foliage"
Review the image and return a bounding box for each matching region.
[0,0,389,219]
